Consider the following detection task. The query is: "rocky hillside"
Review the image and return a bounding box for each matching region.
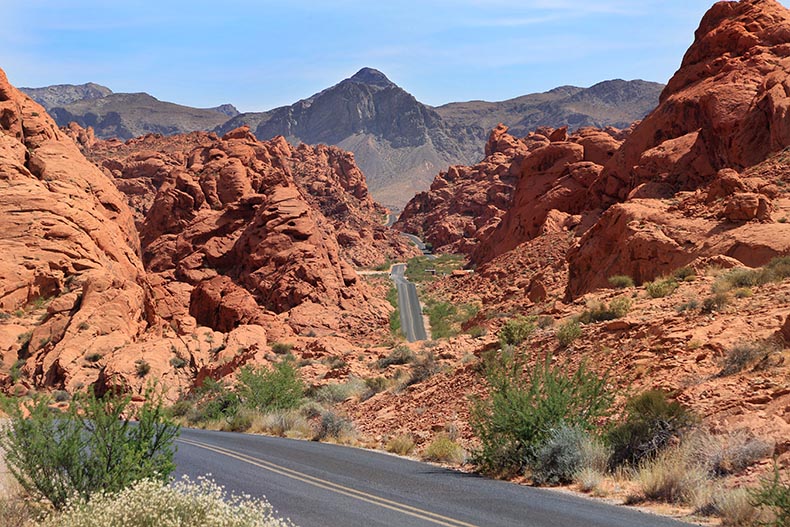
[21,84,239,141]
[434,79,662,140]
[0,69,408,399]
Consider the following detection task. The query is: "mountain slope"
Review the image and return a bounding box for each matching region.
[222,70,661,207]
[21,85,239,142]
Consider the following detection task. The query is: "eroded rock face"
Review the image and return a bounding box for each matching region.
[0,67,150,392]
[87,126,393,340]
[593,0,790,203]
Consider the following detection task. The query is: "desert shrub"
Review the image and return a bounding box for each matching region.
[734,287,753,299]
[537,316,555,329]
[385,434,416,456]
[470,352,611,477]
[0,388,179,510]
[752,465,790,527]
[467,325,486,338]
[702,292,730,313]
[224,409,254,433]
[313,378,366,404]
[134,359,151,377]
[389,309,401,336]
[608,390,695,467]
[556,319,582,347]
[645,277,679,298]
[531,425,611,487]
[250,410,311,438]
[41,477,294,527]
[531,425,588,486]
[718,341,771,377]
[314,411,355,442]
[167,400,193,419]
[377,346,414,369]
[676,299,700,312]
[673,266,696,281]
[686,429,772,477]
[52,390,70,402]
[714,258,790,295]
[169,356,188,369]
[187,379,240,424]
[608,275,634,289]
[404,353,439,387]
[576,466,604,494]
[269,342,293,355]
[237,360,303,412]
[423,434,465,464]
[709,487,766,527]
[84,353,102,363]
[636,447,707,504]
[498,316,535,346]
[578,296,631,324]
[361,376,388,400]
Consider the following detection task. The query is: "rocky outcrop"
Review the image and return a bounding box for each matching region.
[592,0,790,203]
[86,126,394,340]
[394,124,527,254]
[566,0,790,296]
[0,67,150,392]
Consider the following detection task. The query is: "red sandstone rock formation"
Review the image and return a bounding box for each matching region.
[0,67,150,392]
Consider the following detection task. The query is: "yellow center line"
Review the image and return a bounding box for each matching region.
[178,437,481,527]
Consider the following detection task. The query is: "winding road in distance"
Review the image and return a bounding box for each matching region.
[174,427,693,527]
[390,263,428,342]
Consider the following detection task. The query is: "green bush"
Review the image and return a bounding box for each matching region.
[314,411,354,442]
[386,434,416,456]
[40,477,294,527]
[498,316,536,347]
[578,296,631,324]
[237,360,304,412]
[645,277,679,298]
[608,390,695,467]
[608,275,634,289]
[556,320,582,347]
[169,356,188,369]
[470,352,611,477]
[672,267,696,281]
[713,257,790,294]
[752,465,790,527]
[0,388,179,510]
[187,379,240,424]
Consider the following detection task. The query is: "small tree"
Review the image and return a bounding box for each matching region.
[237,360,304,412]
[470,352,611,477]
[0,387,179,509]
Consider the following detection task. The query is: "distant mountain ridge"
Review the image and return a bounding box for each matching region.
[23,71,663,207]
[21,83,239,142]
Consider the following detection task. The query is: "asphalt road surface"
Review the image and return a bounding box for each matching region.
[390,263,428,342]
[174,427,693,527]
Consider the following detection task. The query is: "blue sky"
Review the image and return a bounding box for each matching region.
[1,1,741,112]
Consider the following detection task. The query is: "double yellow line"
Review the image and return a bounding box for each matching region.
[178,437,480,527]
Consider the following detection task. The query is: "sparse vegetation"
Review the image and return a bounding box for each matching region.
[314,410,355,442]
[635,445,707,504]
[385,434,416,456]
[556,319,582,347]
[701,292,730,313]
[498,315,535,346]
[578,296,631,324]
[752,464,790,527]
[672,266,696,281]
[608,390,695,467]
[713,257,790,294]
[608,275,635,289]
[377,346,414,368]
[718,341,772,377]
[170,356,188,369]
[644,277,679,298]
[403,352,439,387]
[0,388,178,510]
[423,298,479,339]
[423,434,465,464]
[471,352,611,477]
[134,359,151,377]
[405,254,465,283]
[270,342,293,355]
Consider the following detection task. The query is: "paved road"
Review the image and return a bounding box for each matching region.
[390,263,428,342]
[174,428,693,527]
